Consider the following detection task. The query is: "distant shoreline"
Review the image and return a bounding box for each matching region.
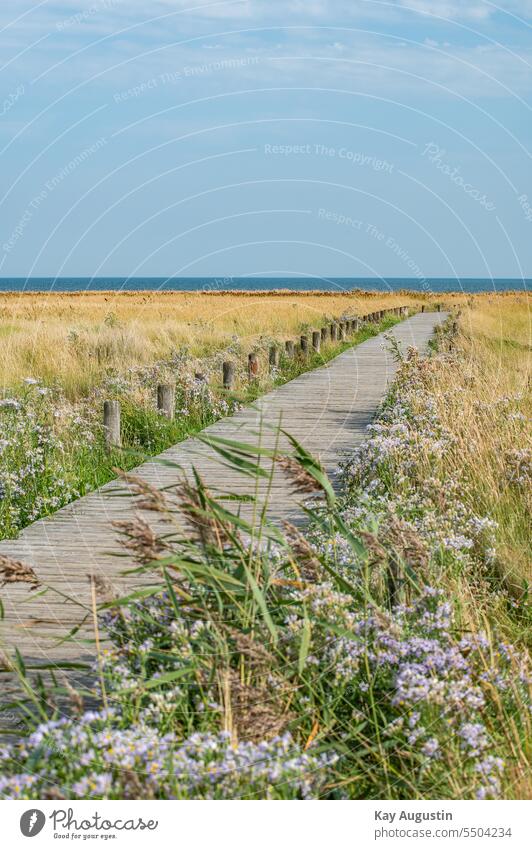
[0,277,529,294]
[0,288,529,298]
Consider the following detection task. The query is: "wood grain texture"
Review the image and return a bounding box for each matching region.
[0,313,445,671]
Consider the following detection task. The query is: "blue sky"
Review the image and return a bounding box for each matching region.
[0,0,531,279]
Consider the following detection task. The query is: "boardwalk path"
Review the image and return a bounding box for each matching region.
[0,312,444,669]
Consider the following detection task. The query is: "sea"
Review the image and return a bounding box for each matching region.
[0,277,529,293]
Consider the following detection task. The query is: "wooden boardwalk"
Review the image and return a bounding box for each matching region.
[0,312,445,671]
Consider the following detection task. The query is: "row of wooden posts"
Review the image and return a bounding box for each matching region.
[102,304,416,449]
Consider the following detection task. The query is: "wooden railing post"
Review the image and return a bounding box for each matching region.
[285,340,295,358]
[269,345,279,371]
[300,335,309,355]
[157,383,175,420]
[312,330,321,352]
[330,323,338,341]
[321,326,328,344]
[223,361,235,389]
[339,322,346,341]
[103,400,121,449]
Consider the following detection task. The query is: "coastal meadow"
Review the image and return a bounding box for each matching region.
[0,300,401,540]
[0,290,426,396]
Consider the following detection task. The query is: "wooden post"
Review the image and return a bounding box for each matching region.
[300,335,309,355]
[248,352,259,380]
[269,345,279,371]
[320,326,328,343]
[103,400,121,449]
[421,304,426,313]
[339,323,346,341]
[157,383,175,420]
[312,330,321,352]
[437,304,441,312]
[223,361,235,389]
[285,340,295,358]
[330,323,338,341]
[352,318,359,333]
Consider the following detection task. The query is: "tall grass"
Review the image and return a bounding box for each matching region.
[430,296,530,599]
[1,289,454,397]
[0,313,399,539]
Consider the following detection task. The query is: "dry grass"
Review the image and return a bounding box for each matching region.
[434,292,531,592]
[0,288,468,398]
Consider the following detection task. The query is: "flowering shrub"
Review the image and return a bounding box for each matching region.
[0,715,332,800]
[338,348,499,570]
[303,343,531,798]
[0,353,241,539]
[0,382,95,536]
[281,580,529,799]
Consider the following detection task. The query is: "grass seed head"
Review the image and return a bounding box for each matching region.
[0,555,40,589]
[116,470,170,513]
[282,521,323,581]
[277,456,323,495]
[112,516,168,564]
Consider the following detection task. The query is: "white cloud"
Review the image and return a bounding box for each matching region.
[397,1,491,21]
[1,0,530,103]
[3,0,531,28]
